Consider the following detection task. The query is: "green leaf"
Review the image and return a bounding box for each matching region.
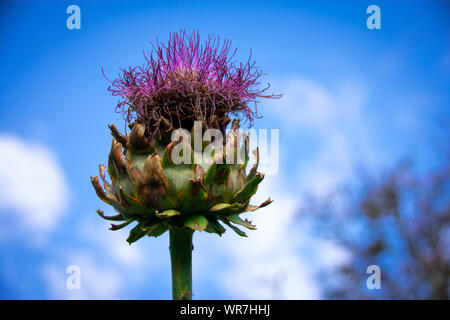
[161,144,173,168]
[155,209,181,218]
[245,197,273,212]
[204,162,230,186]
[119,187,153,216]
[142,221,169,237]
[109,220,132,231]
[209,202,242,215]
[149,224,168,237]
[204,218,226,236]
[163,165,195,198]
[126,222,149,244]
[220,218,247,237]
[96,209,125,221]
[247,148,260,182]
[232,172,264,204]
[184,214,208,231]
[224,213,256,230]
[175,178,208,213]
[238,134,250,173]
[209,203,233,211]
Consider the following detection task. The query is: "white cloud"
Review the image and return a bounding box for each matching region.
[273,77,335,129]
[211,175,319,299]
[211,174,349,299]
[263,75,378,195]
[78,216,144,267]
[40,219,161,300]
[61,214,171,299]
[0,135,69,233]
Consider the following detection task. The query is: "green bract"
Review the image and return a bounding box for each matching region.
[91,118,272,244]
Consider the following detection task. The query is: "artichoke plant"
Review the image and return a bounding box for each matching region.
[91,30,280,300]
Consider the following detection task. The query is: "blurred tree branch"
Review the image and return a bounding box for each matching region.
[303,160,450,299]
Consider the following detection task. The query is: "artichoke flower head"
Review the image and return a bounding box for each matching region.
[91,30,280,244]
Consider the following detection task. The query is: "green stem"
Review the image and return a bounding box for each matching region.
[169,227,194,300]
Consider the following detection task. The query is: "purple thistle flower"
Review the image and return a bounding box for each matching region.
[104,30,281,136]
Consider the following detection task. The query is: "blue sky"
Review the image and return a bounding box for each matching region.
[0,0,449,299]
